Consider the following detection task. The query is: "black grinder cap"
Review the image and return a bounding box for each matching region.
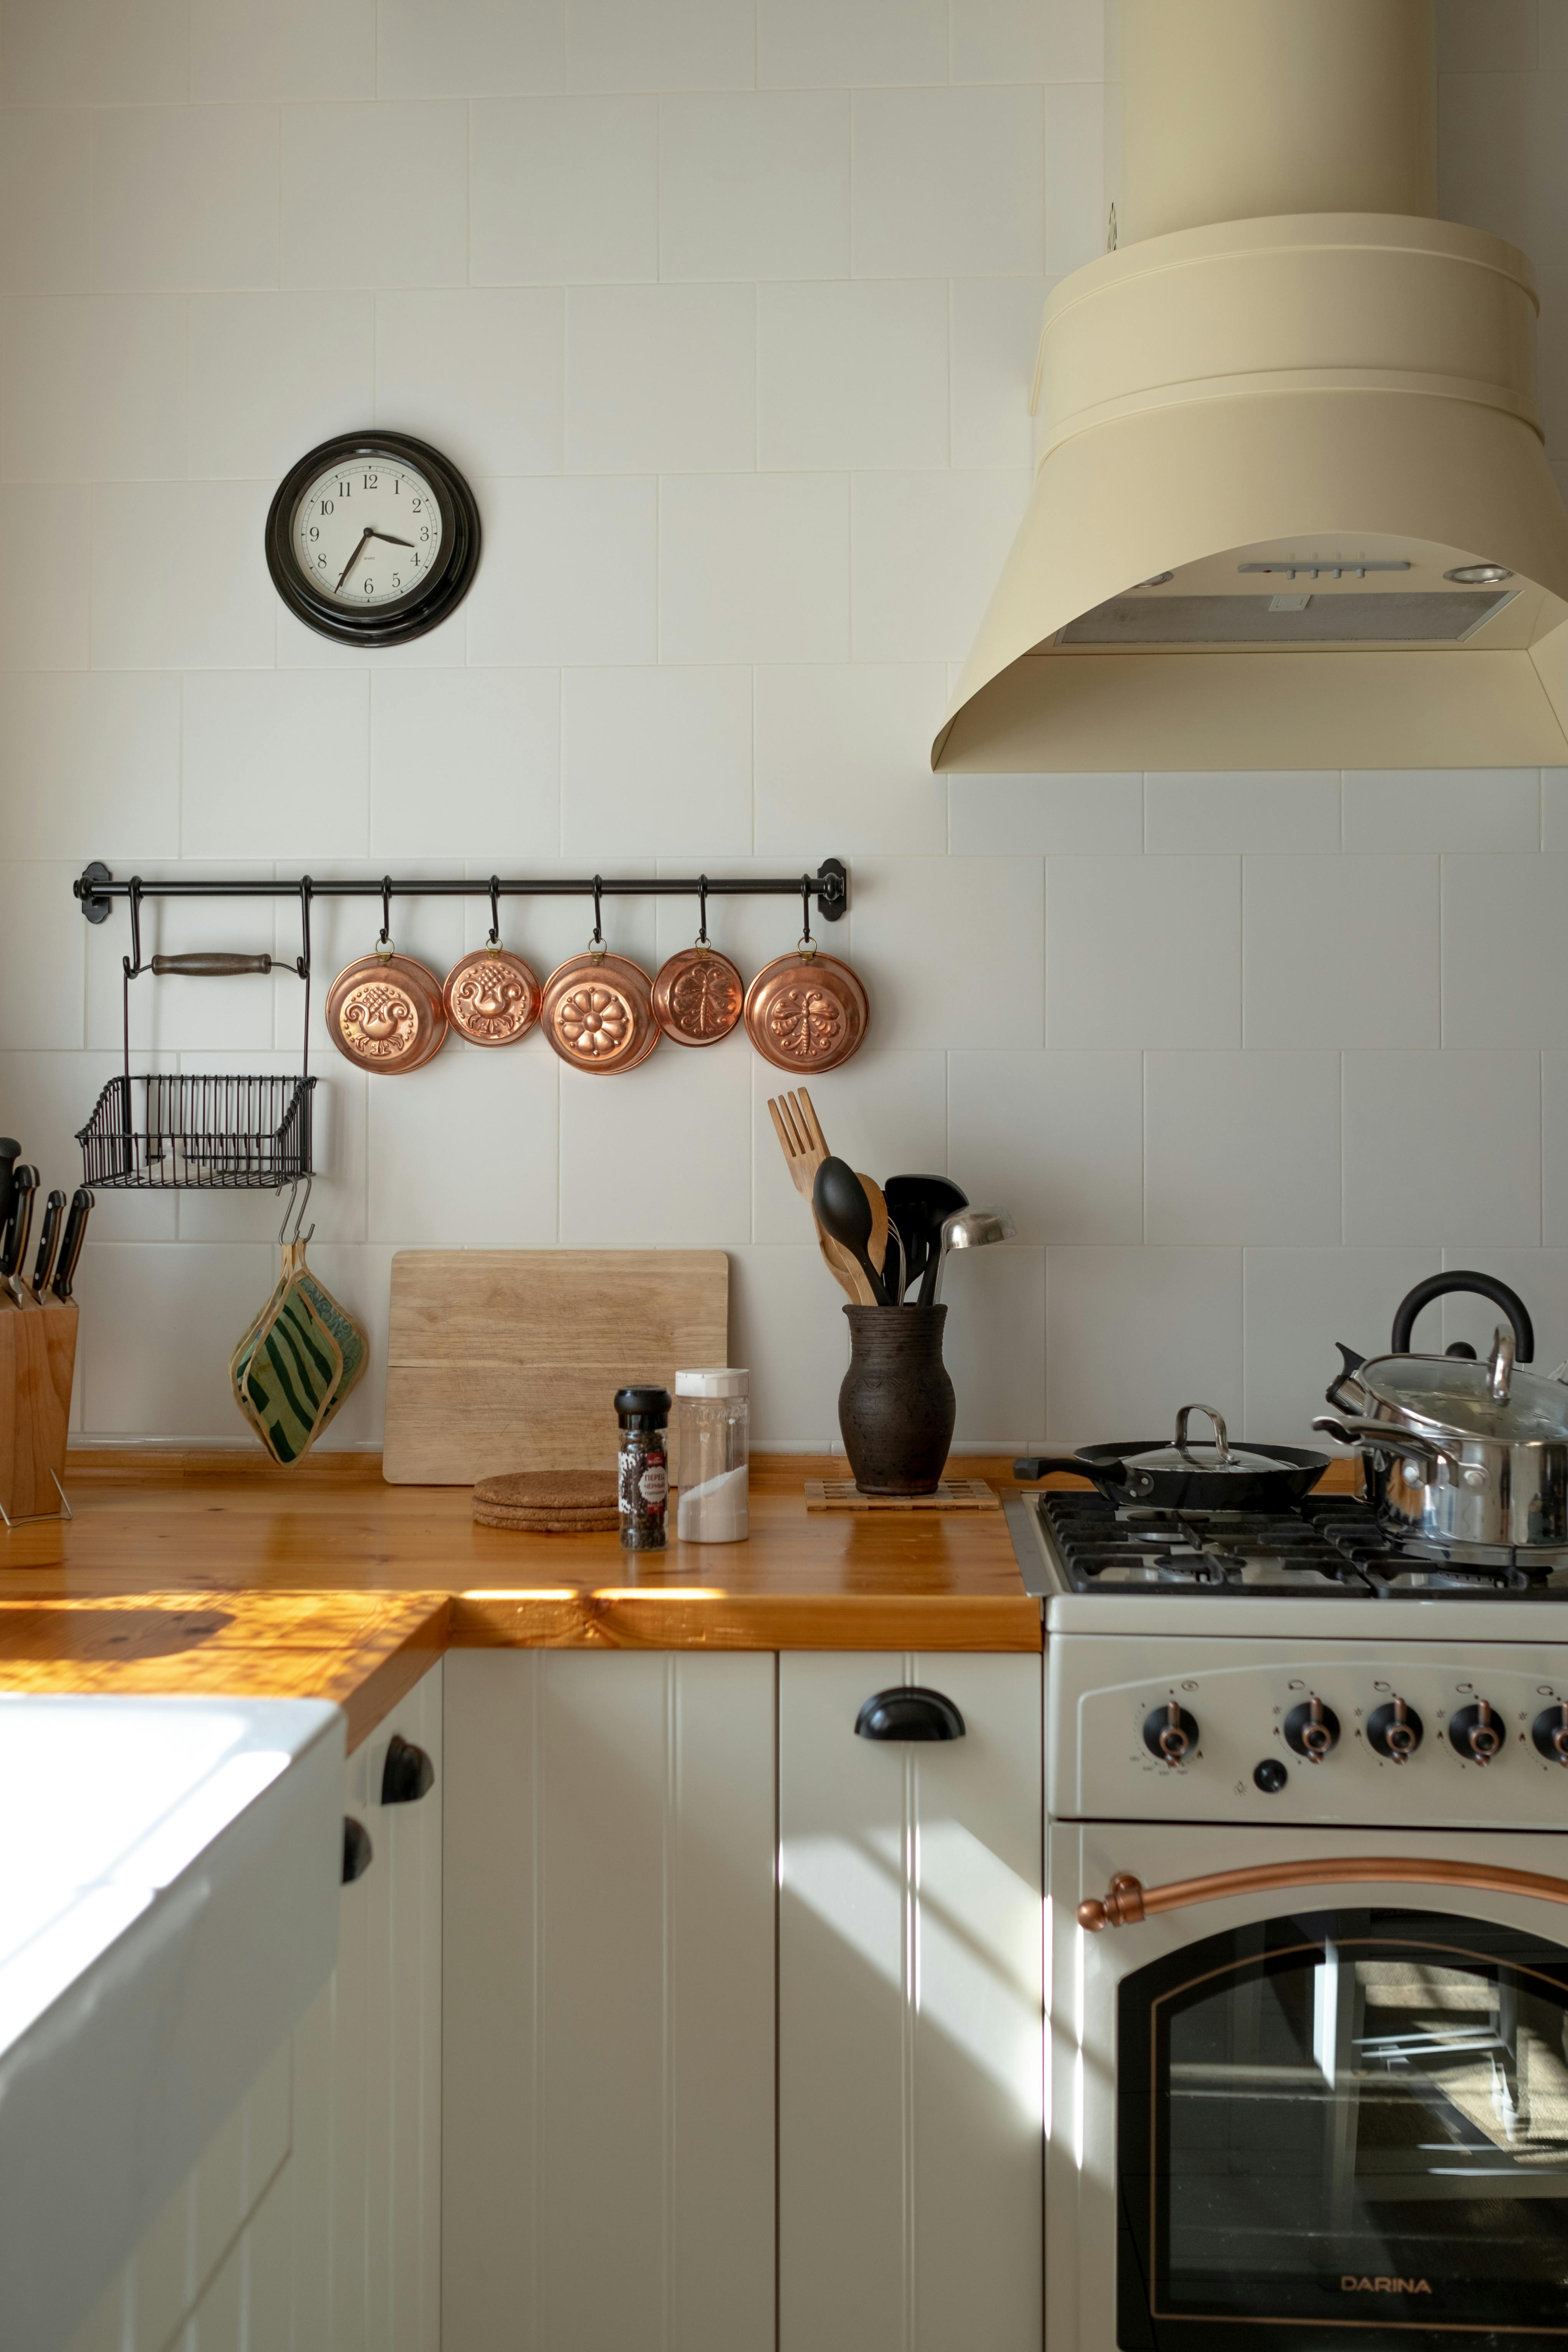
[615,1385,671,1429]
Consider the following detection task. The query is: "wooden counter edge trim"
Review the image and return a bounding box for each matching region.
[336,1598,452,1751]
[449,1592,1042,1652]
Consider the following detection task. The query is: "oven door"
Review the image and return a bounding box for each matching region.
[1050,1822,1568,2352]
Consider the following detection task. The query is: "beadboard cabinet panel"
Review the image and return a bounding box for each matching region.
[778,1651,1044,2352]
[65,1662,444,2352]
[442,1650,777,2352]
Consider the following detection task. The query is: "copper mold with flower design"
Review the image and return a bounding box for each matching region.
[743,948,868,1075]
[541,949,659,1075]
[442,947,542,1048]
[651,942,744,1048]
[326,949,449,1075]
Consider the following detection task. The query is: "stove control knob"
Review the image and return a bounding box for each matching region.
[1532,1702,1568,1766]
[1449,1699,1504,1765]
[1366,1696,1424,1763]
[1284,1695,1340,1763]
[1253,1758,1288,1794]
[1143,1699,1198,1767]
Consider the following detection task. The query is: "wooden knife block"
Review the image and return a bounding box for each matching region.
[0,1299,77,1523]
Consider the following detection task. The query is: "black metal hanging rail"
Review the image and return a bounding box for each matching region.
[73,858,849,927]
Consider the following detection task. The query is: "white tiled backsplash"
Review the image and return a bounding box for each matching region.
[0,0,1565,1454]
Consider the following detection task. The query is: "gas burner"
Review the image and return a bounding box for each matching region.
[1303,1495,1568,1594]
[1037,1491,1370,1595]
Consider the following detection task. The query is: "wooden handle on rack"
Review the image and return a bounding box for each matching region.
[151,953,274,976]
[1077,1855,1568,1931]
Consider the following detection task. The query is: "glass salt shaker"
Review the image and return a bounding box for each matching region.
[675,1368,749,1543]
[616,1385,671,1551]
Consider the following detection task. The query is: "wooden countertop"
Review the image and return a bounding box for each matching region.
[0,1451,1041,1741]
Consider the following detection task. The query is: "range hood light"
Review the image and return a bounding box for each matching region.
[1445,564,1514,585]
[1139,572,1175,586]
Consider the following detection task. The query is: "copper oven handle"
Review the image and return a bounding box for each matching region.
[1078,1856,1568,1931]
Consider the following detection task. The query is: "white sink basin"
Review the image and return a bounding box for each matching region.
[0,1693,344,2352]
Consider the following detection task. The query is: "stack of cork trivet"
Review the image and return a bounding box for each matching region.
[472,1469,620,1533]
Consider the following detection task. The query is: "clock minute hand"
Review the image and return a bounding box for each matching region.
[368,530,416,549]
[334,527,374,592]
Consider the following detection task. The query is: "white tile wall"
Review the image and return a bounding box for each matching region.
[0,0,1563,1451]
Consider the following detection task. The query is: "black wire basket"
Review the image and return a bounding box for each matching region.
[76,886,317,1192]
[77,1071,316,1191]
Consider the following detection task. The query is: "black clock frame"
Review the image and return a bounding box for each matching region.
[264,430,481,647]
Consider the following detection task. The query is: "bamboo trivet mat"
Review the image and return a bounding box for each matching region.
[805,1479,999,1514]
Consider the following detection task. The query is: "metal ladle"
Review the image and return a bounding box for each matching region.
[920,1206,1016,1306]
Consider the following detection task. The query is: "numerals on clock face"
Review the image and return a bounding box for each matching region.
[292,457,444,607]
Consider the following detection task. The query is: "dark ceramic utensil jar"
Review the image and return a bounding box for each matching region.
[838,1305,955,1495]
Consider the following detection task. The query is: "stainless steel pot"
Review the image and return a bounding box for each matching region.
[1313,1272,1568,1552]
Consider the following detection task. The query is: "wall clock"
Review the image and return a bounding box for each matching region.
[264,430,480,646]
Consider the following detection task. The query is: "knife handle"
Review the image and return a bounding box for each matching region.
[30,1188,65,1297]
[3,1166,38,1289]
[51,1187,93,1303]
[0,1138,18,1247]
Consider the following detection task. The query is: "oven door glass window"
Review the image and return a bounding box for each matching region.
[1118,1907,1568,2350]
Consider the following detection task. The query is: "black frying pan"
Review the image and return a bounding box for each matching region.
[1014,1402,1330,1512]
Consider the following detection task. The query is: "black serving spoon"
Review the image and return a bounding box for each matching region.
[883,1173,968,1304]
[814,1156,892,1307]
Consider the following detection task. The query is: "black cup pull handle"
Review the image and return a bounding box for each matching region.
[854,1686,966,1742]
[1389,1271,1534,1362]
[342,1816,374,1883]
[381,1733,435,1805]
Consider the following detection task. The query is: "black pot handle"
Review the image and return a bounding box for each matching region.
[1390,1272,1534,1362]
[855,1686,966,1742]
[1013,1453,1118,1482]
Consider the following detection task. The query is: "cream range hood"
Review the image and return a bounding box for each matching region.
[934,0,1568,773]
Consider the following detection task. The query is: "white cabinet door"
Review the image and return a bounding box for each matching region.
[778,1653,1044,2352]
[442,1650,777,2352]
[289,1659,444,2352]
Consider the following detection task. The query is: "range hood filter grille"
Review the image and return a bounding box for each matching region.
[1057,589,1513,649]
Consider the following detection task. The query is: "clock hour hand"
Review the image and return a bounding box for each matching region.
[334,527,374,592]
[368,530,416,549]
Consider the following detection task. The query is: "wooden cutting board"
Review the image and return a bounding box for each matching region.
[382,1251,729,1486]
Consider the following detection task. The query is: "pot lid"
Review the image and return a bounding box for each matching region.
[1363,1328,1568,1444]
[1121,1403,1283,1475]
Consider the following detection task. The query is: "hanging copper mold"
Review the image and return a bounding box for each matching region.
[540,880,659,1075]
[651,881,743,1048]
[743,883,868,1075]
[442,878,541,1048]
[326,882,448,1075]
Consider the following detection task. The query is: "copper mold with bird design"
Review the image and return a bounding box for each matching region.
[442,947,542,1047]
[742,947,868,1075]
[651,942,744,1048]
[326,948,449,1075]
[540,948,659,1075]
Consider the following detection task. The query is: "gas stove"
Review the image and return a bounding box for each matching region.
[1005,1483,1568,1638]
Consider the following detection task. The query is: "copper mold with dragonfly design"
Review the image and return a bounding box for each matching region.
[651,943,745,1048]
[743,948,868,1075]
[540,949,659,1075]
[442,947,542,1047]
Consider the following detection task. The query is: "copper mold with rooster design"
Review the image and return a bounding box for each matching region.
[743,948,868,1075]
[442,947,542,1048]
[651,943,744,1048]
[326,949,449,1075]
[540,949,659,1075]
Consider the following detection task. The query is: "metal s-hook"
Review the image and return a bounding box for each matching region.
[488,875,501,947]
[798,875,815,954]
[278,1173,314,1249]
[379,876,393,948]
[591,875,604,950]
[697,875,709,946]
[125,875,145,981]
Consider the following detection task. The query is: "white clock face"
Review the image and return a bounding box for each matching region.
[291,454,444,608]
